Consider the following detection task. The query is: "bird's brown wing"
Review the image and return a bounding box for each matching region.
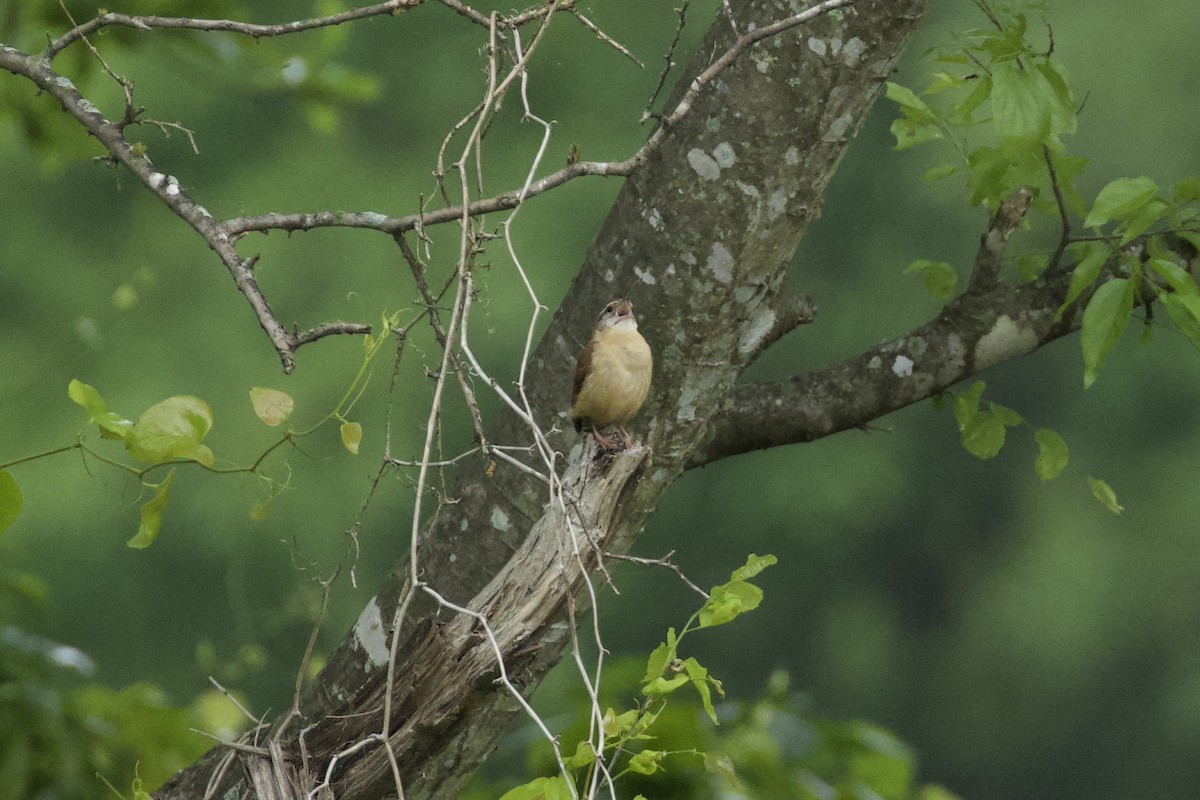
[571,339,594,406]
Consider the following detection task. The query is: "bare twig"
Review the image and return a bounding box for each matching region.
[45,1,422,59]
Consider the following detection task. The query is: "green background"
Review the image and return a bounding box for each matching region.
[2,1,1200,798]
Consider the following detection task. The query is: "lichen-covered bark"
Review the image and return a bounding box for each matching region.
[155,2,930,798]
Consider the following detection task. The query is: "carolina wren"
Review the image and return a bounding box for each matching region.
[569,298,652,450]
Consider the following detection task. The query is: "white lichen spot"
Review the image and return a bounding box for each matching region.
[676,385,700,422]
[195,205,211,219]
[892,354,914,378]
[768,188,789,220]
[754,58,770,74]
[737,181,761,201]
[648,207,664,231]
[353,597,389,668]
[687,148,721,181]
[785,146,800,165]
[707,242,735,284]
[165,180,181,198]
[807,37,827,56]
[634,265,656,285]
[362,211,388,227]
[77,98,101,117]
[664,262,676,277]
[868,355,882,369]
[974,314,1038,370]
[830,37,843,54]
[842,37,867,67]
[53,75,75,90]
[449,552,457,563]
[604,268,615,282]
[491,506,511,532]
[681,252,697,266]
[460,517,469,530]
[147,172,166,190]
[738,309,777,356]
[713,142,736,169]
[825,113,853,141]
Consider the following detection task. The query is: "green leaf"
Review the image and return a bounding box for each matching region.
[128,468,176,549]
[988,402,1023,427]
[68,379,132,439]
[1084,177,1159,228]
[1033,429,1069,480]
[340,421,363,455]
[1172,177,1200,202]
[1160,293,1200,349]
[1147,258,1200,296]
[991,60,1048,142]
[627,749,665,776]
[602,707,640,739]
[949,75,992,124]
[643,629,677,682]
[903,260,957,300]
[1087,476,1123,514]
[698,580,764,628]
[1036,61,1077,136]
[729,553,777,582]
[959,411,1008,459]
[249,387,294,426]
[682,657,722,723]
[1118,198,1168,245]
[564,740,596,769]
[0,471,22,535]
[498,775,574,800]
[125,396,215,467]
[1080,278,1135,388]
[1057,242,1110,319]
[885,81,931,112]
[643,674,690,696]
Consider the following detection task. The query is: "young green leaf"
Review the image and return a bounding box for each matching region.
[1160,294,1200,350]
[643,629,677,682]
[498,776,574,800]
[991,59,1049,142]
[698,580,764,628]
[250,387,294,426]
[340,421,363,455]
[729,553,778,582]
[1057,242,1110,319]
[564,740,596,769]
[627,749,665,776]
[68,379,132,439]
[1033,429,1069,480]
[128,468,177,549]
[0,470,22,535]
[125,396,215,467]
[1087,476,1123,514]
[903,260,958,300]
[1084,176,1158,228]
[1080,278,1135,388]
[682,657,722,723]
[1147,258,1200,296]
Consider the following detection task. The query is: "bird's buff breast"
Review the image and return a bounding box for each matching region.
[573,330,652,427]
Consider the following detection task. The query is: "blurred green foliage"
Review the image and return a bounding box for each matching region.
[2,1,1200,799]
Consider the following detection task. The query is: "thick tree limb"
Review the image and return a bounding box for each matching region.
[148,1,931,797]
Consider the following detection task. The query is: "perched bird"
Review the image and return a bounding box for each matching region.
[569,298,653,450]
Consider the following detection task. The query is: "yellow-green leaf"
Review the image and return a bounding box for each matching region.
[1080,278,1135,388]
[250,387,294,426]
[125,396,215,466]
[1034,429,1069,481]
[1087,476,1123,514]
[498,775,574,800]
[340,421,362,455]
[0,471,22,535]
[128,468,176,548]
